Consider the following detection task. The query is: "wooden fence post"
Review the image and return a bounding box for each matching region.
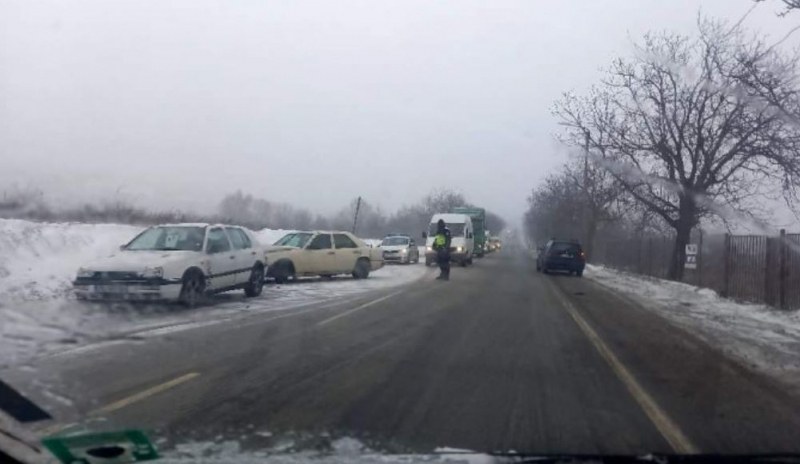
[765,236,773,307]
[722,233,731,298]
[780,228,787,310]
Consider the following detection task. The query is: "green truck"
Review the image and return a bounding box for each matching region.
[452,206,487,257]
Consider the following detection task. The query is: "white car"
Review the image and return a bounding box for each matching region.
[266,231,384,283]
[379,235,420,264]
[73,223,268,305]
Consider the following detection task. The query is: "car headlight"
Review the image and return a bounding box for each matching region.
[76,268,94,278]
[427,246,432,252]
[140,266,164,278]
[401,248,407,254]
[456,246,462,252]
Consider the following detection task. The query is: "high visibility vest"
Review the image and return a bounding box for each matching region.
[434,233,447,247]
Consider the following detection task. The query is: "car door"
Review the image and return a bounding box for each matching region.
[205,227,238,289]
[225,227,256,285]
[304,233,335,274]
[333,233,362,272]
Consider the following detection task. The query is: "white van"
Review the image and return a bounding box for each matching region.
[424,213,474,267]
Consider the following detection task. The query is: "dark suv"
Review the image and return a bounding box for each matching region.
[536,240,586,277]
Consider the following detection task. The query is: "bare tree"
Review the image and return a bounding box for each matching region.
[555,19,800,280]
[755,0,800,15]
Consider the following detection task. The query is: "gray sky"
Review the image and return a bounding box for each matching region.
[1,0,798,223]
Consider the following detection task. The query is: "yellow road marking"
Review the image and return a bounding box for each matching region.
[91,372,200,416]
[316,291,403,327]
[548,282,699,454]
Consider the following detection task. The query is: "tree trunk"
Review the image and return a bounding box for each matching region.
[667,196,696,281]
[585,214,598,261]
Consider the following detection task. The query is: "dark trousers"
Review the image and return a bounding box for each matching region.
[437,250,450,279]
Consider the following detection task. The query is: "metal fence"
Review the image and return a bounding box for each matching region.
[592,230,800,310]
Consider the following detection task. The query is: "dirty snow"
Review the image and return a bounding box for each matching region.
[586,264,800,391]
[0,219,429,368]
[163,437,492,464]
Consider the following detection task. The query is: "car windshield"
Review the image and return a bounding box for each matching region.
[124,226,205,251]
[429,222,465,237]
[381,237,409,246]
[6,1,800,460]
[274,232,313,248]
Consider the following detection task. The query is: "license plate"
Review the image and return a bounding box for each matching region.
[93,284,128,293]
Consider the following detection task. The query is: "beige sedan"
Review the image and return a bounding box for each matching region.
[265,231,384,283]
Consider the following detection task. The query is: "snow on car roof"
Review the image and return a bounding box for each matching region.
[151,223,251,229]
[152,222,211,228]
[284,230,357,235]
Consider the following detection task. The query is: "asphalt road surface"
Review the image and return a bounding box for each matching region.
[7,247,800,455]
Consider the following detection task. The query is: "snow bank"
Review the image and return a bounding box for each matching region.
[0,219,143,303]
[586,264,800,390]
[0,220,302,303]
[0,219,430,367]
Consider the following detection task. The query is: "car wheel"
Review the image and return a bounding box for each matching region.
[273,261,294,284]
[576,269,584,278]
[244,265,265,297]
[425,258,433,266]
[180,271,206,308]
[352,259,371,279]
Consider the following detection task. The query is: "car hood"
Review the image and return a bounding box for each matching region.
[82,250,196,271]
[380,245,408,252]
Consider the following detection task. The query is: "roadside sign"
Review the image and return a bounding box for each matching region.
[42,429,158,463]
[685,254,698,269]
[685,244,698,255]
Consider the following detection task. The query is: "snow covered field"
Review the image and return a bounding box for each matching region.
[0,219,429,367]
[586,264,800,391]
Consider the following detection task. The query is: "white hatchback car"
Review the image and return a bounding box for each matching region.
[266,231,384,283]
[73,223,268,305]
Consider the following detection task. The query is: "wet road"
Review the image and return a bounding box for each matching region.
[8,248,800,454]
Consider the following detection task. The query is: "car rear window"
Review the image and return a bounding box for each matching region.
[550,242,581,254]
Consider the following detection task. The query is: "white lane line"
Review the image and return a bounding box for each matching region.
[547,281,699,454]
[316,291,403,327]
[91,372,200,416]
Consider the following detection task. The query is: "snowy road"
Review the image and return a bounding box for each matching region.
[3,248,800,456]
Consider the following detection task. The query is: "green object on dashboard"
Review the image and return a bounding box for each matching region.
[42,429,158,463]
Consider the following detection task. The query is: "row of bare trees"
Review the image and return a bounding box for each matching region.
[528,11,800,280]
[0,186,506,240]
[218,189,507,239]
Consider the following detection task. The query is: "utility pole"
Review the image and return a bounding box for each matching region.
[352,196,362,234]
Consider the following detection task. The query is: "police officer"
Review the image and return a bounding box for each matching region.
[432,219,452,281]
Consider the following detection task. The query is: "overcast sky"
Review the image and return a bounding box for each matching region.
[1,0,798,223]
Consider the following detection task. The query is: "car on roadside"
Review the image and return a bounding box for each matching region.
[72,223,268,305]
[379,234,420,264]
[265,231,384,283]
[536,239,586,277]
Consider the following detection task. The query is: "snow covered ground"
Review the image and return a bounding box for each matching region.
[0,219,429,368]
[0,219,143,303]
[586,264,800,391]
